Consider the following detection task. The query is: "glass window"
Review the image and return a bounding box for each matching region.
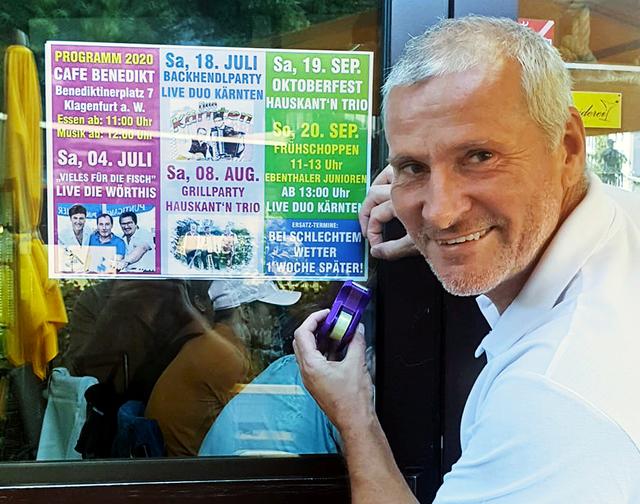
[518,0,640,191]
[0,0,380,465]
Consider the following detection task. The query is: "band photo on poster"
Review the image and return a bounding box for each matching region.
[169,216,257,274]
[170,101,254,162]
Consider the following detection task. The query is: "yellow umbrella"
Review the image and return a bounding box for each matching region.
[4,45,67,379]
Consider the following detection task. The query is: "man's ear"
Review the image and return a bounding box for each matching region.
[192,293,211,314]
[560,107,586,188]
[238,303,252,323]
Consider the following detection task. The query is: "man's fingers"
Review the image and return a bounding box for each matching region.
[370,234,418,261]
[359,184,392,236]
[359,164,393,236]
[344,330,366,365]
[366,199,396,245]
[371,164,394,186]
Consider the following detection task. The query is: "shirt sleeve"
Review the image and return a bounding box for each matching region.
[116,237,127,257]
[434,371,640,504]
[58,228,70,247]
[142,229,155,249]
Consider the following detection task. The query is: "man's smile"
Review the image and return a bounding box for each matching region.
[434,227,491,246]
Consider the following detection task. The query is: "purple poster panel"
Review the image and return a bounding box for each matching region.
[47,43,160,276]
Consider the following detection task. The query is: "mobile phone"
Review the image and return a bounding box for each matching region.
[316,281,371,361]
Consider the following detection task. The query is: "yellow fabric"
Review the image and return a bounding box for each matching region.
[4,45,67,378]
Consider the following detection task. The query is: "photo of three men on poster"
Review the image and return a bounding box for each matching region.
[56,203,156,274]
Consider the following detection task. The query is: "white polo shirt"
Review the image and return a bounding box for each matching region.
[123,227,155,272]
[58,226,92,247]
[435,176,640,503]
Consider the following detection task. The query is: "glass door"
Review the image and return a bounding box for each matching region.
[0,1,382,501]
[518,0,640,191]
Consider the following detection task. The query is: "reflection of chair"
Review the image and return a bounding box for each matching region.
[72,353,129,459]
[36,367,97,460]
[71,355,166,458]
[37,353,128,460]
[112,400,164,458]
[7,365,47,459]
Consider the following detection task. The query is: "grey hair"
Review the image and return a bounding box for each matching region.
[382,16,573,147]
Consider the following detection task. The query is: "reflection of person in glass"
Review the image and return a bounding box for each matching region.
[198,281,345,457]
[145,280,302,456]
[64,281,213,398]
[199,354,341,457]
[88,213,127,273]
[118,211,155,272]
[598,138,626,187]
[210,280,299,369]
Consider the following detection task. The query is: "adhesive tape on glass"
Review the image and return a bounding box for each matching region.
[328,311,353,341]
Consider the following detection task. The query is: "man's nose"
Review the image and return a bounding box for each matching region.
[421,169,471,230]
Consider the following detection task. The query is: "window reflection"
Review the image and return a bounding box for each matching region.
[518,2,640,193]
[145,280,302,457]
[519,0,640,66]
[569,65,640,192]
[41,279,354,459]
[587,133,638,189]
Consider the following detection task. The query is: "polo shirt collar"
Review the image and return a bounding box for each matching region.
[475,175,615,360]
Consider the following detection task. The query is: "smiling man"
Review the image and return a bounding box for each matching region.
[294,16,640,504]
[88,213,127,273]
[58,204,91,247]
[385,53,585,313]
[118,210,155,272]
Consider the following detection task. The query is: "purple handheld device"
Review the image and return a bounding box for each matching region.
[316,281,371,361]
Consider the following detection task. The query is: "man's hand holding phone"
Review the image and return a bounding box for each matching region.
[359,164,419,261]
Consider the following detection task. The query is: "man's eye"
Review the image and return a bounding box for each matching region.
[468,151,493,163]
[398,163,424,175]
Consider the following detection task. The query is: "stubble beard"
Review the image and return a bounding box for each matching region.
[414,191,560,298]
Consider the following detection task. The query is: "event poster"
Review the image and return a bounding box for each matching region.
[45,42,372,280]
